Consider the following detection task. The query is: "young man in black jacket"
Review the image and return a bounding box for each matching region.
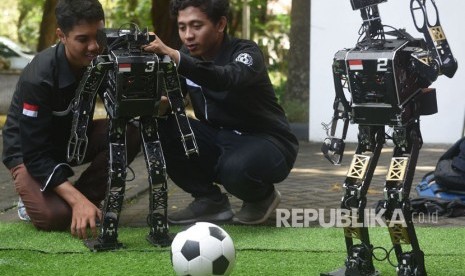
[143,0,299,225]
[1,0,140,238]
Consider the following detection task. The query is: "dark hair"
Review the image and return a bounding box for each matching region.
[170,0,229,24]
[55,0,105,34]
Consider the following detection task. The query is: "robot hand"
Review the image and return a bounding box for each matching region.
[321,137,346,165]
[321,95,350,165]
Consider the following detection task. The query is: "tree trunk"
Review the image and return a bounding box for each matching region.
[284,0,310,122]
[16,8,28,45]
[151,0,181,49]
[37,0,58,51]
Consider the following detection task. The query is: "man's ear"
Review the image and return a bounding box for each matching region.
[56,28,66,43]
[217,16,227,33]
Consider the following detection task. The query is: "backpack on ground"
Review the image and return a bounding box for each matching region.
[434,137,465,191]
[414,172,465,217]
[413,138,465,217]
[416,171,465,202]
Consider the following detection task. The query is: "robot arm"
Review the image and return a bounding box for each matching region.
[410,0,457,78]
[158,56,198,156]
[322,0,388,165]
[67,56,112,164]
[321,59,351,165]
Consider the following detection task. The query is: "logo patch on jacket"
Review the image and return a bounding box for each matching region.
[22,103,39,117]
[235,53,253,66]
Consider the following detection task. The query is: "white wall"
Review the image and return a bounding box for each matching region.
[309,0,464,143]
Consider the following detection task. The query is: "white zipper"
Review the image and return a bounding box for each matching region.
[200,87,209,121]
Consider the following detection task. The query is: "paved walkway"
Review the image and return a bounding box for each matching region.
[0,135,463,228]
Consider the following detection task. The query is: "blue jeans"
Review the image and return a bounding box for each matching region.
[157,117,292,202]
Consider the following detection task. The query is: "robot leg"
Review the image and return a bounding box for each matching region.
[383,124,426,276]
[85,118,128,251]
[140,116,172,247]
[322,126,385,276]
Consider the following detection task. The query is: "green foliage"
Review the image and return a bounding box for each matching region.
[229,0,291,68]
[2,0,154,49]
[228,1,291,111]
[17,0,44,49]
[256,13,291,116]
[104,0,152,29]
[255,13,290,68]
[269,71,286,102]
[0,0,20,41]
[281,98,308,122]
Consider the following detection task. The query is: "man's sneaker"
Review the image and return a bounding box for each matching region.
[168,194,234,225]
[17,197,31,222]
[234,189,281,225]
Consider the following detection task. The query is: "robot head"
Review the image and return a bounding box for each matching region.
[97,23,155,54]
[350,0,387,10]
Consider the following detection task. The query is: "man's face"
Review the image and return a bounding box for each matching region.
[177,6,226,60]
[57,20,104,71]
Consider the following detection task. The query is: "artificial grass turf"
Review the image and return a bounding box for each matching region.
[0,222,464,275]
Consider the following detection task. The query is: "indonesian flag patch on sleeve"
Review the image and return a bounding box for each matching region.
[22,102,39,117]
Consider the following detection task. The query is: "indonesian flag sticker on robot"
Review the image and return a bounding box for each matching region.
[348,59,363,70]
[119,63,131,72]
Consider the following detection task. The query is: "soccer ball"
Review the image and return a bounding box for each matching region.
[171,222,236,276]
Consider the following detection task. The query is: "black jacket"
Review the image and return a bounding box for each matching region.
[177,35,298,168]
[2,43,76,191]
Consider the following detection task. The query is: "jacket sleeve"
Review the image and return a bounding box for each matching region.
[18,80,74,191]
[177,42,265,91]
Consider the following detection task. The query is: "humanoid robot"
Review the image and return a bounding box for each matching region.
[320,0,457,275]
[67,24,198,251]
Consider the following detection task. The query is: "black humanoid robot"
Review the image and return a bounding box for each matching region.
[321,0,457,275]
[67,24,198,251]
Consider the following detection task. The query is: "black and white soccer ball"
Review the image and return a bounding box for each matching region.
[171,222,236,276]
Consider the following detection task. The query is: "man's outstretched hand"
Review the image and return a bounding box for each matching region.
[54,181,102,239]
